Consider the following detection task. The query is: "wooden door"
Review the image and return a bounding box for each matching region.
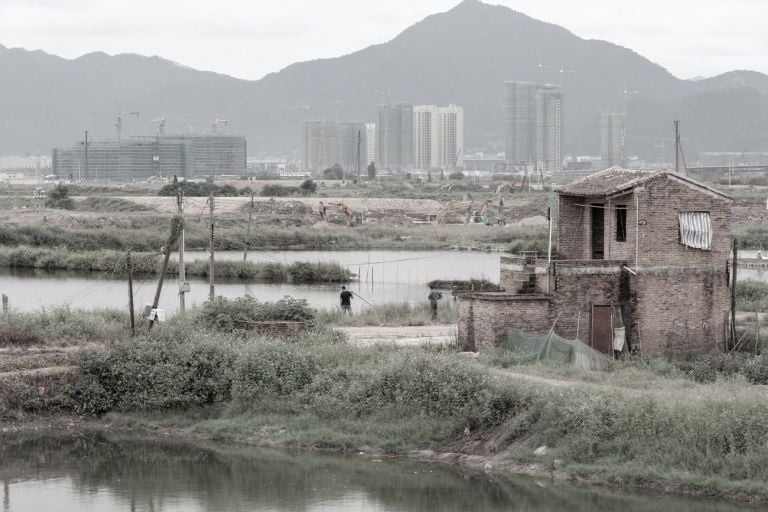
[591,204,604,260]
[591,305,613,354]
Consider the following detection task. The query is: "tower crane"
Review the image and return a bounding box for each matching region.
[150,118,167,136]
[92,111,139,142]
[212,117,228,135]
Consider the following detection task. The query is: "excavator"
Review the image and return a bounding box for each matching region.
[319,201,357,227]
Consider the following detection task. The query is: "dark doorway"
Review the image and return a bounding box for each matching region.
[591,305,613,354]
[591,204,604,259]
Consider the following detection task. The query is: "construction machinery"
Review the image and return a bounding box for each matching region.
[324,202,357,227]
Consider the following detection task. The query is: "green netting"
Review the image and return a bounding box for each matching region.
[507,330,612,371]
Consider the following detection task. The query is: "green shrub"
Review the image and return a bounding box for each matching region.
[72,337,236,413]
[232,342,318,406]
[195,296,315,331]
[744,355,768,384]
[261,184,299,197]
[0,324,43,347]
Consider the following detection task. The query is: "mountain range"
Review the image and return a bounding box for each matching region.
[1,0,767,161]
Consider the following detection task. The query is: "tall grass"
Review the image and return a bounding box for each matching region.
[0,307,127,347]
[315,300,457,326]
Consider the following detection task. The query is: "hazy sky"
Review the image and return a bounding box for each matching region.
[1,0,766,81]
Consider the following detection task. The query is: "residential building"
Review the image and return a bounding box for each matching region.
[377,104,413,170]
[601,112,626,169]
[504,81,562,173]
[435,104,464,170]
[302,120,338,172]
[458,168,733,357]
[365,123,376,166]
[413,105,437,170]
[412,104,464,171]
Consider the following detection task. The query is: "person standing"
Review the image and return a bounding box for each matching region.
[319,201,327,221]
[428,286,443,321]
[340,286,353,315]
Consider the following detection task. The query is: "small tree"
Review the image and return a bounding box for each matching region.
[440,169,445,181]
[427,170,432,183]
[322,164,344,180]
[47,183,75,210]
[367,162,376,180]
[299,179,317,195]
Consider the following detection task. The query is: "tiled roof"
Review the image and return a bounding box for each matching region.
[554,167,731,199]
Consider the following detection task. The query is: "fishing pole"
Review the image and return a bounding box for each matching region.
[350,290,375,306]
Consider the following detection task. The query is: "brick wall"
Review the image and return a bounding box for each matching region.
[233,321,306,338]
[458,263,728,356]
[458,293,554,351]
[632,267,729,356]
[557,174,732,267]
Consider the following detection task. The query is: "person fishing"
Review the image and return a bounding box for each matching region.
[340,285,353,315]
[428,286,443,321]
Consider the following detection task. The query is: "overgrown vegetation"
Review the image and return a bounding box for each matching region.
[316,300,457,326]
[158,181,251,197]
[195,296,315,332]
[76,197,154,212]
[0,246,352,283]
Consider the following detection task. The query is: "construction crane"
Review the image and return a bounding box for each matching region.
[212,117,228,135]
[150,118,167,136]
[92,111,140,143]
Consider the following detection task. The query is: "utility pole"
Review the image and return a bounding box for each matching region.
[127,250,135,336]
[674,120,680,173]
[84,130,89,182]
[208,182,215,300]
[177,187,187,313]
[243,192,254,262]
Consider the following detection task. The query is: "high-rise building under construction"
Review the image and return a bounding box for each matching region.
[504,82,562,173]
[52,135,246,181]
[601,112,626,169]
[377,103,413,170]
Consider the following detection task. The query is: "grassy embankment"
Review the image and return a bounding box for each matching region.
[4,293,768,502]
[0,246,352,283]
[0,217,548,253]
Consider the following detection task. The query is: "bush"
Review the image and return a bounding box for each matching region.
[448,172,465,180]
[195,296,315,331]
[47,184,75,210]
[232,343,318,406]
[322,164,344,180]
[261,184,299,197]
[71,337,236,413]
[745,355,768,384]
[299,179,317,195]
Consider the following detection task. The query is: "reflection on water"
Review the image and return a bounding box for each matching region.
[0,248,765,314]
[0,435,759,512]
[0,250,500,313]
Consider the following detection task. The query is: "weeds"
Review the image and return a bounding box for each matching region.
[315,300,457,326]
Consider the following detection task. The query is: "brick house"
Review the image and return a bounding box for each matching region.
[458,167,733,357]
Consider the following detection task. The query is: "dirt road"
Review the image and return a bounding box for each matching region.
[337,324,456,346]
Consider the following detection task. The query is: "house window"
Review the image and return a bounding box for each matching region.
[615,206,627,242]
[679,212,712,250]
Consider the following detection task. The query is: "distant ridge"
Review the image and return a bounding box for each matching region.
[0,0,766,158]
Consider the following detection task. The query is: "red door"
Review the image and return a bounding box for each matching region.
[591,305,613,354]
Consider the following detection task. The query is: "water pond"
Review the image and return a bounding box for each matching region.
[0,435,760,512]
